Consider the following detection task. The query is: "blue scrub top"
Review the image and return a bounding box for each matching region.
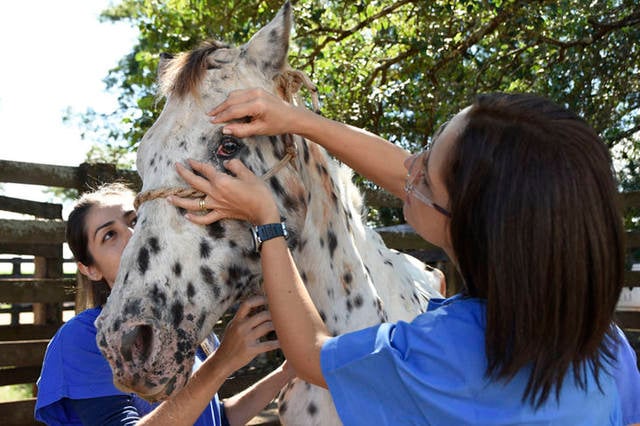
[321,295,637,425]
[35,307,223,426]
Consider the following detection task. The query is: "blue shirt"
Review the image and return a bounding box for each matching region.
[321,295,637,425]
[35,307,224,425]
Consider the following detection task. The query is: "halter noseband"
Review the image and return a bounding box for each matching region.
[133,141,297,210]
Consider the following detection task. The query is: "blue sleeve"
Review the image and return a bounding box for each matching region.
[35,309,137,425]
[219,401,230,426]
[613,327,640,425]
[68,395,141,426]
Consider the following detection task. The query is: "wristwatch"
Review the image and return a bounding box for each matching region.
[251,221,288,253]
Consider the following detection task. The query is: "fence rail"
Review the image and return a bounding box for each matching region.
[1,159,639,425]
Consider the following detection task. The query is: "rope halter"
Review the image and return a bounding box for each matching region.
[134,68,318,211]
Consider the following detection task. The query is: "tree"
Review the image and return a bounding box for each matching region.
[77,0,640,222]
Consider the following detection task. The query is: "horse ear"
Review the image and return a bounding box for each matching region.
[243,1,292,77]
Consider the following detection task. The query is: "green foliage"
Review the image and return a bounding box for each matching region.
[0,384,33,402]
[74,0,639,225]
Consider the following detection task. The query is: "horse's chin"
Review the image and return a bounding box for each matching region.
[114,372,188,403]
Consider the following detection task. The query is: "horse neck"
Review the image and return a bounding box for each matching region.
[288,137,392,333]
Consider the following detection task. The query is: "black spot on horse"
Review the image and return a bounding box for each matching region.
[226,264,251,287]
[279,401,288,415]
[172,262,182,277]
[318,310,326,323]
[196,313,206,329]
[112,318,121,333]
[327,230,338,258]
[261,60,273,72]
[302,139,310,163]
[137,247,149,274]
[269,136,285,159]
[269,176,285,196]
[124,300,141,317]
[343,271,352,284]
[200,265,217,286]
[171,301,184,328]
[354,294,363,308]
[307,402,318,416]
[255,147,265,163]
[200,238,212,259]
[187,282,195,299]
[384,259,393,267]
[207,222,225,239]
[269,28,279,42]
[148,237,160,254]
[150,285,167,307]
[331,191,338,205]
[346,299,353,312]
[241,248,261,262]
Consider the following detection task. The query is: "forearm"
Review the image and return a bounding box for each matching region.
[137,356,232,426]
[259,236,329,387]
[223,365,294,426]
[291,107,410,198]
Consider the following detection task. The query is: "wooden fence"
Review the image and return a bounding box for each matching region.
[0,158,639,425]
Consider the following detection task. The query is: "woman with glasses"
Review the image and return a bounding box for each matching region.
[169,90,640,425]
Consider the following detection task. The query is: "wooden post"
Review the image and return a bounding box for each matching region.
[32,253,63,326]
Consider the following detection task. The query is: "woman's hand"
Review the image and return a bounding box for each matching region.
[209,88,302,138]
[213,296,280,374]
[168,159,280,225]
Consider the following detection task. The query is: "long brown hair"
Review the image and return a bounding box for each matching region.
[443,93,624,407]
[66,183,136,308]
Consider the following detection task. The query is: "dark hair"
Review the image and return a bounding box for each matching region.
[443,93,624,407]
[66,183,135,308]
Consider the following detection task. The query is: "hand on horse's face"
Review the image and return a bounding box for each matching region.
[169,158,280,226]
[209,88,299,138]
[213,295,280,374]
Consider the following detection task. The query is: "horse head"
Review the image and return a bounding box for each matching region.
[95,2,307,401]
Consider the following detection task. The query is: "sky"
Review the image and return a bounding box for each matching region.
[0,0,138,217]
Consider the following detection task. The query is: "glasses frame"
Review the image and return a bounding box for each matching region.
[404,154,452,218]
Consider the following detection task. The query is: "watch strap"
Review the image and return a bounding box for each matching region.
[252,221,288,252]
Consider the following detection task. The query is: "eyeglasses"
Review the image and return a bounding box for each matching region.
[404,154,452,218]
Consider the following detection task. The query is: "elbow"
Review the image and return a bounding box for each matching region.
[285,335,329,389]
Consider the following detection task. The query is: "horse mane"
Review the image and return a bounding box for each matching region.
[158,39,320,112]
[158,40,229,99]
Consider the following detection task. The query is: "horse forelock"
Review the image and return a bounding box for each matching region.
[159,40,230,99]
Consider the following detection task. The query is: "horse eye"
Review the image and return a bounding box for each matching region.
[216,138,240,157]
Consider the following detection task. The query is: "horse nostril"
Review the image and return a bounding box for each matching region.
[121,324,154,364]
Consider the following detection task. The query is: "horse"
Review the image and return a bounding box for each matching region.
[95,2,443,424]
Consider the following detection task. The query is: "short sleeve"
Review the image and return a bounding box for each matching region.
[613,327,640,425]
[35,309,127,425]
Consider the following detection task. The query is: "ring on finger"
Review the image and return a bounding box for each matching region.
[199,197,207,212]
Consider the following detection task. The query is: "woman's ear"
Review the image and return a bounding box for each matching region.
[77,261,103,282]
